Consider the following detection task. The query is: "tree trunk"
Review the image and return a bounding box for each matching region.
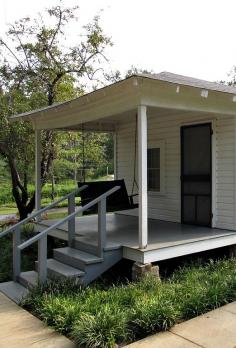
[4,92,57,221]
[8,157,35,220]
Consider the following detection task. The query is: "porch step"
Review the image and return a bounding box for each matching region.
[54,247,103,270]
[18,271,38,289]
[74,240,101,255]
[35,259,85,280]
[0,281,28,304]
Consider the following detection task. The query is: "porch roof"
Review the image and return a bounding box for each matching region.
[10,72,236,131]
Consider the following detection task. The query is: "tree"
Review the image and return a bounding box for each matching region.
[0,3,112,219]
[53,131,113,184]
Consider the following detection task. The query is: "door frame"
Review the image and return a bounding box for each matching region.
[180,120,216,228]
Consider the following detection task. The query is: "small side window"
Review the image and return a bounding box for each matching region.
[147,148,160,191]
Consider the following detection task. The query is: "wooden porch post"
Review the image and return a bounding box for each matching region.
[113,132,117,180]
[35,129,41,215]
[138,105,148,249]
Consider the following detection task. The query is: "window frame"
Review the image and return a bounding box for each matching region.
[147,140,165,195]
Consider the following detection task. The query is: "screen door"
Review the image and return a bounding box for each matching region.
[181,123,212,227]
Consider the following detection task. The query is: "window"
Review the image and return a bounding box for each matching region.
[147,148,160,191]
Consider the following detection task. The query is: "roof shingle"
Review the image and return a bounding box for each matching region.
[138,71,236,94]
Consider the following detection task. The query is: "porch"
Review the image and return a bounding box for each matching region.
[38,213,236,264]
[4,72,236,290]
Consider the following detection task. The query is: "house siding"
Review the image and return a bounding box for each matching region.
[116,112,236,230]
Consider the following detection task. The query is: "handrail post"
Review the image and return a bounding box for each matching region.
[13,226,21,281]
[68,193,76,247]
[38,235,47,284]
[98,197,106,258]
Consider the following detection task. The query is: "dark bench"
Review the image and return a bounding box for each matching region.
[77,179,138,214]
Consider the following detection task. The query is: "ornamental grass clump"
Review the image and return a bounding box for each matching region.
[173,259,236,318]
[72,305,129,348]
[23,258,236,348]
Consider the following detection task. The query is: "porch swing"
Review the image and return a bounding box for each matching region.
[77,119,139,214]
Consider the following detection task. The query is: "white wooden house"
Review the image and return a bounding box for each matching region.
[2,72,236,300]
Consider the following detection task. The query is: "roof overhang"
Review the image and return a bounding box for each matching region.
[10,75,236,131]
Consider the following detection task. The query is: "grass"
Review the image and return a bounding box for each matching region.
[0,181,79,205]
[0,175,112,215]
[0,175,113,206]
[22,257,236,348]
[0,207,17,214]
[0,189,81,215]
[46,211,68,220]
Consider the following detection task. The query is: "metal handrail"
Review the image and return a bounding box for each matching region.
[0,185,88,239]
[18,186,120,250]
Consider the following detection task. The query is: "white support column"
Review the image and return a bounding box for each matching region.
[35,129,41,213]
[138,105,148,249]
[113,131,117,180]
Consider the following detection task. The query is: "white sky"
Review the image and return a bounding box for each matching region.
[1,0,236,82]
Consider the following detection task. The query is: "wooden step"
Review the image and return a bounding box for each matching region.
[54,247,103,270]
[35,259,85,280]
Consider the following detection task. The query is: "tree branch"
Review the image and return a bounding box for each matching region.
[0,38,24,70]
[48,7,63,50]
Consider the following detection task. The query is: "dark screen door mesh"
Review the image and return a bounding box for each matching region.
[181,123,212,227]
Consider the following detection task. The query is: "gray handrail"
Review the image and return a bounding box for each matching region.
[18,185,120,251]
[0,185,88,239]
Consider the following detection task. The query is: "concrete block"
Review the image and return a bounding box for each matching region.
[170,307,236,348]
[125,331,198,347]
[132,262,160,281]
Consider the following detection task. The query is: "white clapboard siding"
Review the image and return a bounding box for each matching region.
[116,112,236,229]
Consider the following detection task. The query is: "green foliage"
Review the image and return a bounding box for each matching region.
[20,223,35,234]
[0,225,37,282]
[0,225,65,282]
[0,177,111,206]
[130,281,180,338]
[54,132,113,182]
[73,307,129,348]
[0,2,112,219]
[0,159,10,182]
[172,260,236,318]
[23,258,236,348]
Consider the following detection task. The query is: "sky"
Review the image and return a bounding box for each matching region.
[1,0,236,83]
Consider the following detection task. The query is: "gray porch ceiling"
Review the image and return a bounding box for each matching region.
[61,107,208,132]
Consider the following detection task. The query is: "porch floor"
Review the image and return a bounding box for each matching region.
[40,213,236,252]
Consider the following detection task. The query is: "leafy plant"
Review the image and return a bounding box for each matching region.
[22,258,236,348]
[73,306,129,348]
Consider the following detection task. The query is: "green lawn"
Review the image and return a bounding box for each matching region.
[0,207,17,215]
[23,258,236,348]
[0,175,113,216]
[46,210,68,220]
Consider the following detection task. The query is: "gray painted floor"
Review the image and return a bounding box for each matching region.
[40,213,236,251]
